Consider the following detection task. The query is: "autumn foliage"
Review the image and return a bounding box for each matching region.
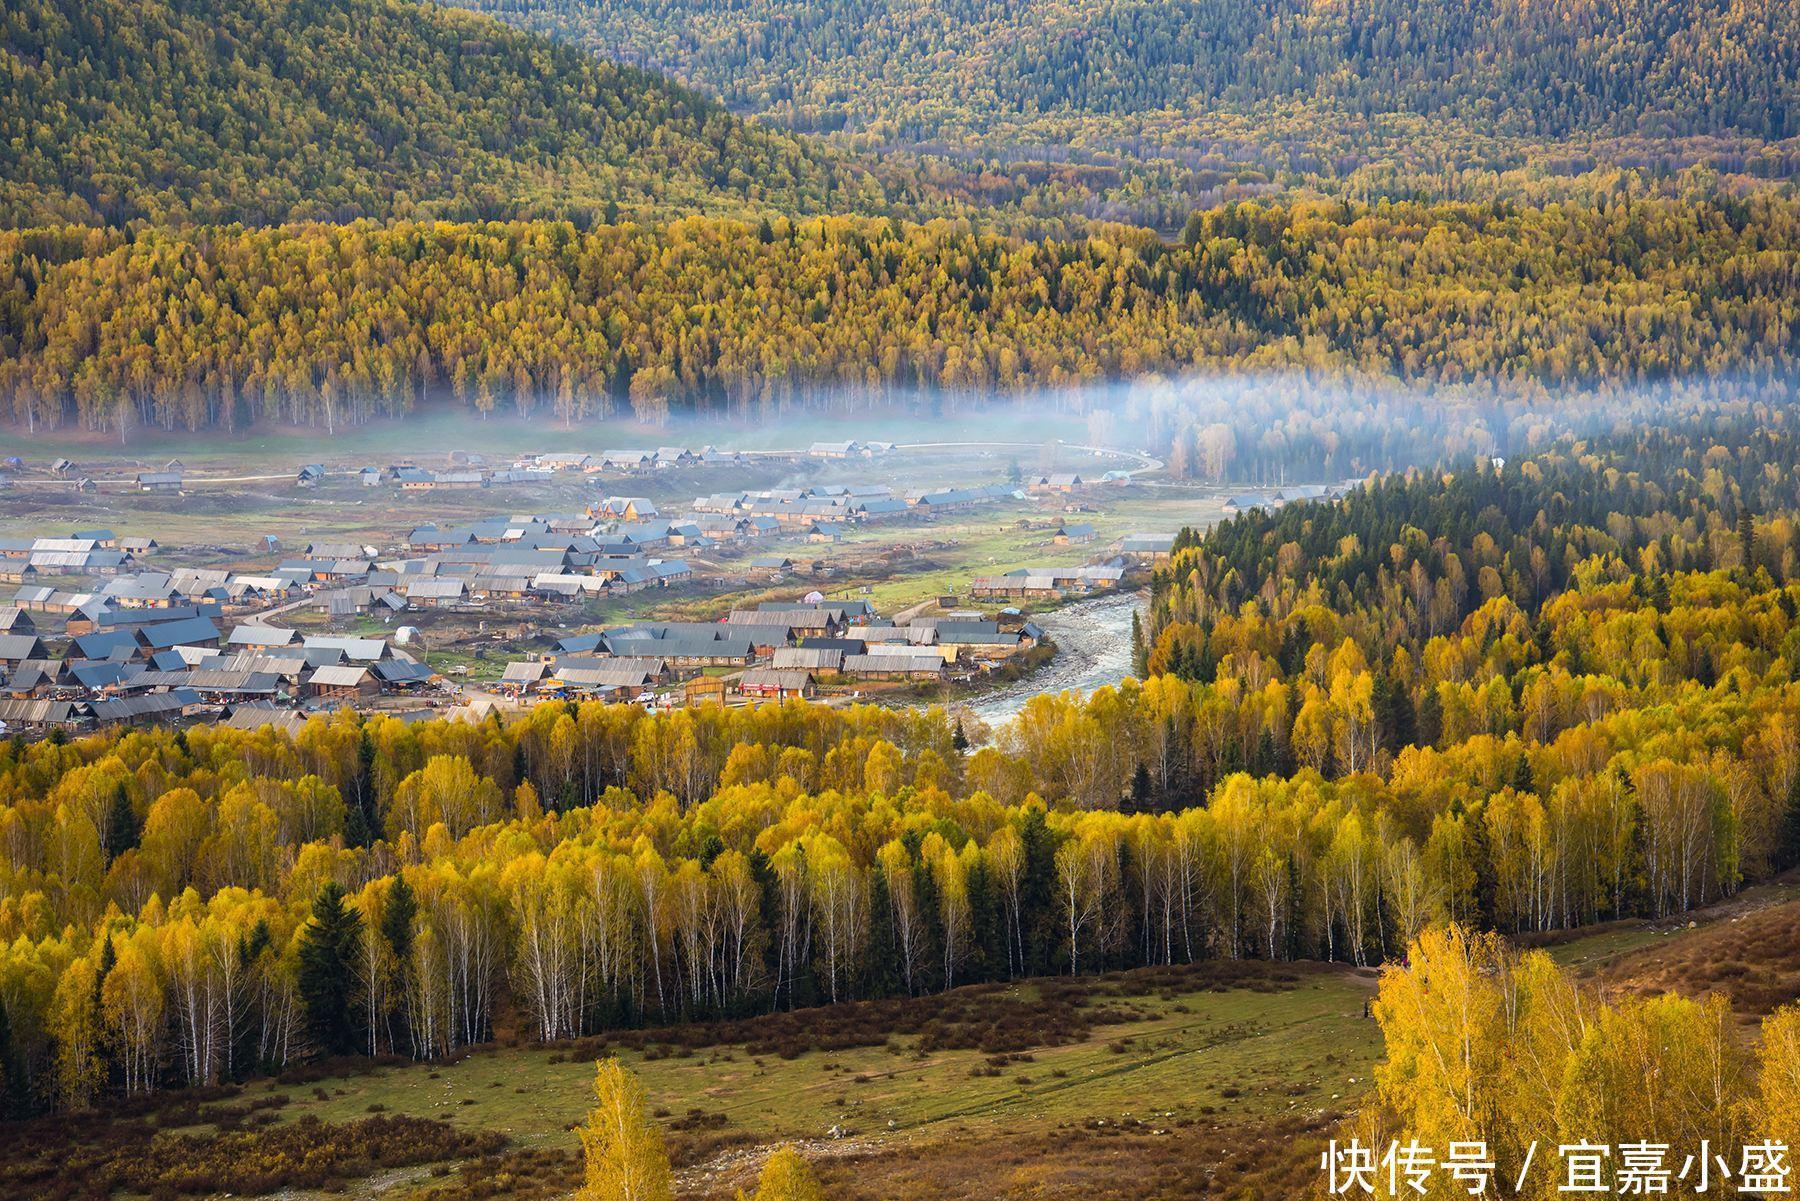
[4,189,1797,432]
[3,417,1800,1118]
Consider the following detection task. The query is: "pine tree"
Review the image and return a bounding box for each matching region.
[346,729,377,848]
[864,868,901,998]
[1017,807,1057,977]
[1778,772,1800,873]
[966,858,1005,983]
[576,1059,672,1201]
[297,882,364,1056]
[92,933,117,1091]
[380,875,418,1050]
[1130,610,1149,678]
[1511,753,1534,795]
[0,998,24,1120]
[103,783,138,862]
[1126,763,1154,814]
[344,795,372,849]
[1254,727,1278,776]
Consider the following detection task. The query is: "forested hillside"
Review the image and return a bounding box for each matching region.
[5,190,1796,432]
[5,410,1800,1111]
[455,0,1800,219]
[0,0,890,227]
[461,0,1800,140]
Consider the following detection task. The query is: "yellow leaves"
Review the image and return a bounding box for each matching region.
[576,1060,672,1201]
[50,954,103,1109]
[99,925,165,1093]
[1762,1006,1800,1152]
[391,753,505,843]
[18,185,1800,433]
[1374,927,1513,1138]
[139,786,210,898]
[745,1146,824,1201]
[1371,927,1800,1197]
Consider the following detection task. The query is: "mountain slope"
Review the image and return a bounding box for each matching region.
[0,0,890,226]
[459,0,1799,140]
[454,0,1800,210]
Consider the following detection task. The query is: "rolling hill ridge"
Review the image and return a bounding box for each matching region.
[0,0,890,226]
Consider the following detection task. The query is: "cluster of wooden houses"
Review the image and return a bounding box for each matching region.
[689,481,1017,531]
[968,564,1127,600]
[5,440,889,496]
[316,446,745,491]
[351,443,895,486]
[0,530,160,582]
[0,585,436,734]
[362,515,696,605]
[1026,470,1099,494]
[517,447,744,473]
[495,599,1042,703]
[1219,483,1351,516]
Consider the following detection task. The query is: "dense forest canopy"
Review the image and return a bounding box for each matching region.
[452,0,1800,219]
[3,188,1795,432]
[0,0,1796,431]
[458,0,1800,139]
[0,0,894,227]
[5,410,1800,1113]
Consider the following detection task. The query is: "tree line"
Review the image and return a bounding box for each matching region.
[0,601,1796,1107]
[0,687,1787,1113]
[4,189,1797,432]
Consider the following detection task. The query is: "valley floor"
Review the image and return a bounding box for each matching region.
[9,886,1793,1201]
[1,961,1377,1200]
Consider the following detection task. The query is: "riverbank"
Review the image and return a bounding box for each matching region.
[960,589,1146,728]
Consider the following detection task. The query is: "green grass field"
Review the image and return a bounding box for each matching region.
[113,963,1377,1200]
[244,972,1372,1144]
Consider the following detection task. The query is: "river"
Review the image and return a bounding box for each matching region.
[962,589,1146,728]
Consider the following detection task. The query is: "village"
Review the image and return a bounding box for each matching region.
[0,437,1215,736]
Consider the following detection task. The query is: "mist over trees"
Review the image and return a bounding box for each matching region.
[4,189,1795,433]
